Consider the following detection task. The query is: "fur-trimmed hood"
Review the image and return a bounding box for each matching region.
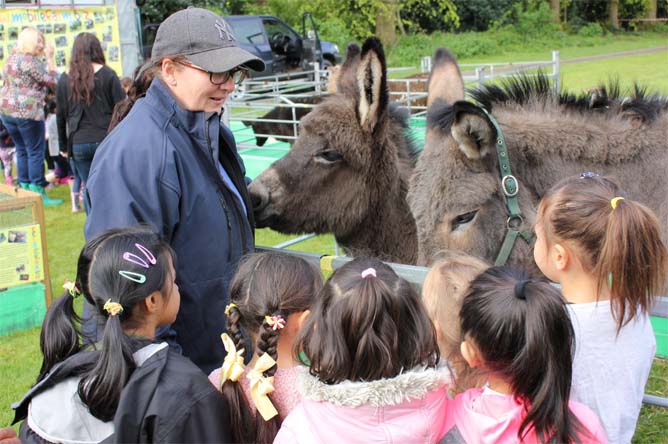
[275,366,452,444]
[300,366,450,407]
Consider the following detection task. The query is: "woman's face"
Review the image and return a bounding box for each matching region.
[35,33,45,55]
[165,61,236,113]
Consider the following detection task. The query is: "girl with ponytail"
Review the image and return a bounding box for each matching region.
[12,226,233,443]
[208,251,323,443]
[274,257,447,444]
[534,174,667,443]
[439,266,606,444]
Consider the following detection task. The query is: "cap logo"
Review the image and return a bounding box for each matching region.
[215,19,236,42]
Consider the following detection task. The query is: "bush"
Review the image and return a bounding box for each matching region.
[578,22,606,37]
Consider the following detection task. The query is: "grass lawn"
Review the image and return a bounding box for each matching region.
[2,35,668,438]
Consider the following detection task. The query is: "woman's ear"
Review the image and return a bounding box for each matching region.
[161,59,178,86]
[460,339,483,369]
[552,242,570,272]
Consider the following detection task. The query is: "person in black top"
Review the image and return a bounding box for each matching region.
[56,32,125,213]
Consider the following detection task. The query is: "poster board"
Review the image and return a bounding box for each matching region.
[0,4,122,76]
[0,184,52,306]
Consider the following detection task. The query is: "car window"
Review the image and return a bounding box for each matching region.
[263,19,299,41]
[227,19,267,45]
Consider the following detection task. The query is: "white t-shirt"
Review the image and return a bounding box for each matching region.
[45,113,59,156]
[568,300,655,444]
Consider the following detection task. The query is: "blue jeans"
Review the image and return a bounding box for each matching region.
[73,142,100,213]
[69,158,82,194]
[0,115,46,186]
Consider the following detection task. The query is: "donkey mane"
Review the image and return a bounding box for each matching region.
[388,102,421,165]
[469,72,668,124]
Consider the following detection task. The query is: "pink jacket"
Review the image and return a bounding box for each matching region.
[439,387,608,444]
[274,367,451,444]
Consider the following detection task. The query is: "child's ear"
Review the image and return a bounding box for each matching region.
[295,310,310,330]
[460,339,483,369]
[552,243,570,272]
[142,290,162,314]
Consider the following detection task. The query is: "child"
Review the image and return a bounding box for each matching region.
[440,266,607,444]
[422,252,488,393]
[274,257,448,444]
[0,118,15,185]
[12,226,233,443]
[208,251,323,443]
[534,174,667,443]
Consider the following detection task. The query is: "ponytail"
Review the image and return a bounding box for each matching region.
[78,302,135,421]
[37,291,82,382]
[540,175,668,333]
[597,199,667,331]
[220,305,254,444]
[253,312,283,444]
[461,267,595,443]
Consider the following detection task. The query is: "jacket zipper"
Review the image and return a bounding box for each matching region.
[206,118,233,262]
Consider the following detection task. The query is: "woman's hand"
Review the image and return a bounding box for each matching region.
[44,43,54,59]
[0,428,20,444]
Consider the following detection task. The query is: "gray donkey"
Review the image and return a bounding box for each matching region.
[249,37,420,263]
[409,47,668,266]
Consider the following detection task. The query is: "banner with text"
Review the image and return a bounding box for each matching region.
[0,5,122,76]
[0,223,44,289]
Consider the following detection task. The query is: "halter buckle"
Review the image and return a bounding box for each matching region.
[502,175,519,197]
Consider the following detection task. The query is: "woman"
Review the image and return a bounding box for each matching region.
[0,27,61,205]
[84,8,265,374]
[56,32,125,213]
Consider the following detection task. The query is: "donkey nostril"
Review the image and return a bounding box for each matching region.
[249,180,269,212]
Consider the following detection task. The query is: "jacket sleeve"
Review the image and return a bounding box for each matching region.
[156,387,234,443]
[28,56,57,89]
[109,71,127,106]
[56,76,69,154]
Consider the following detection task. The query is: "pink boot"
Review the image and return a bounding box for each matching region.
[4,176,12,186]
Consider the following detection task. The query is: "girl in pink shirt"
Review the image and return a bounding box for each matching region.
[208,252,323,444]
[439,266,607,444]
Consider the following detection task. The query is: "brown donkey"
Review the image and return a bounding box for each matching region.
[409,48,668,266]
[249,38,420,263]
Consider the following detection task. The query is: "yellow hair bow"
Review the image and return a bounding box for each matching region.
[610,197,625,209]
[219,333,246,387]
[224,303,237,317]
[247,353,279,421]
[103,299,123,317]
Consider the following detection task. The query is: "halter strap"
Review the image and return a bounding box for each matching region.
[481,108,534,266]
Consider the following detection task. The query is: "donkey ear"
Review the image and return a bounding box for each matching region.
[355,37,388,132]
[332,43,361,94]
[427,48,465,108]
[450,101,496,160]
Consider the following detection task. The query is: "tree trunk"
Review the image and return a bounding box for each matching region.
[549,0,560,23]
[608,0,619,29]
[647,0,657,19]
[376,0,397,47]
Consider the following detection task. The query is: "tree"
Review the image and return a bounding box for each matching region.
[609,0,620,28]
[549,0,560,22]
[646,0,657,18]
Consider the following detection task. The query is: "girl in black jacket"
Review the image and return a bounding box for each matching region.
[13,226,233,443]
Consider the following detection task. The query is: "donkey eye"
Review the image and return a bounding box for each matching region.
[451,210,478,231]
[316,150,343,163]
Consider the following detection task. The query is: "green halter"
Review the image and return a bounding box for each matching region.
[481,108,534,266]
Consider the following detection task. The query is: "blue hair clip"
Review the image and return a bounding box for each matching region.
[119,270,147,284]
[580,171,600,179]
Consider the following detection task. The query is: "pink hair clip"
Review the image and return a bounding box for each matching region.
[361,268,376,279]
[122,243,157,269]
[265,315,286,331]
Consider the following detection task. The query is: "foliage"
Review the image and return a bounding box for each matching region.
[399,0,460,33]
[491,0,561,41]
[577,22,606,37]
[453,0,516,32]
[139,0,223,24]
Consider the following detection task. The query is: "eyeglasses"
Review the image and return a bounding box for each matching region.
[174,60,247,85]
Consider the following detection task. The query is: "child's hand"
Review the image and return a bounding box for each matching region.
[0,427,20,444]
[60,151,68,158]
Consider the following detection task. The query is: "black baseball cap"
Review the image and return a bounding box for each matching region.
[150,8,265,73]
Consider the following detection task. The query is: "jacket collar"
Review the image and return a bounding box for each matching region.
[147,79,221,143]
[300,366,450,408]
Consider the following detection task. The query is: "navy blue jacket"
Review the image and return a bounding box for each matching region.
[84,80,255,373]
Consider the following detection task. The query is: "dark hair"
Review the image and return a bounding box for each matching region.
[297,257,439,385]
[107,64,154,132]
[538,175,667,332]
[68,32,105,106]
[38,226,175,422]
[460,266,593,443]
[222,252,323,444]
